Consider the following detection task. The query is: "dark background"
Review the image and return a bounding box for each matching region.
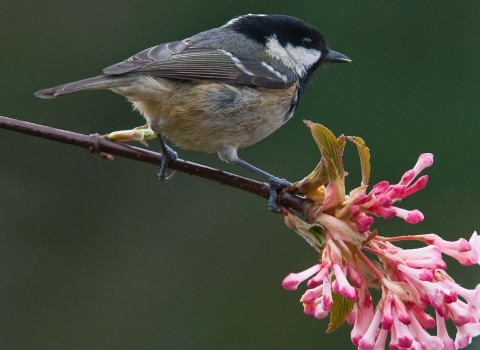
[1,1,479,349]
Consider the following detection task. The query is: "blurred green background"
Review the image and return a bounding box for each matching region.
[1,1,479,349]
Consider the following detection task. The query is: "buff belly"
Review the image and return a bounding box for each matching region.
[112,76,297,153]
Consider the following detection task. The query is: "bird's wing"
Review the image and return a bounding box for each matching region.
[102,40,294,89]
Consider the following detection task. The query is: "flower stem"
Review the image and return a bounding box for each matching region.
[380,235,426,243]
[353,247,385,281]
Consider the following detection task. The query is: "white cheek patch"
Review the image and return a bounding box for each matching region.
[285,44,321,74]
[266,36,296,71]
[266,35,321,76]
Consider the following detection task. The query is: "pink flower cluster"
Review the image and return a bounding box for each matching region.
[282,154,480,349]
[351,153,433,233]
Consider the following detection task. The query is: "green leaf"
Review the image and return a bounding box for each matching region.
[283,212,326,252]
[305,121,345,183]
[304,121,346,205]
[291,160,328,194]
[307,225,327,251]
[306,160,329,188]
[347,136,371,186]
[327,292,355,333]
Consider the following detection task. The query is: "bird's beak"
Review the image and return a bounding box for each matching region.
[323,49,351,63]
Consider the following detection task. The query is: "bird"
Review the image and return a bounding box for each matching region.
[35,14,350,212]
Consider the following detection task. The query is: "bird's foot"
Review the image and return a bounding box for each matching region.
[106,124,156,146]
[156,145,178,181]
[265,176,292,213]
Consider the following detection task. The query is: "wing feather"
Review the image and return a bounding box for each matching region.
[102,40,294,89]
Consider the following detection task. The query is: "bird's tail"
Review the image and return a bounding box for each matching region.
[34,74,137,99]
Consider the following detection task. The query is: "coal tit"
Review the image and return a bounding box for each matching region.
[35,14,350,212]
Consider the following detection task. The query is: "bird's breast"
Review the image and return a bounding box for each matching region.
[118,77,298,153]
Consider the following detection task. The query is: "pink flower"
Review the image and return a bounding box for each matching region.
[332,263,357,300]
[282,127,480,350]
[351,292,375,346]
[444,231,480,265]
[358,308,382,350]
[282,264,320,290]
[343,155,432,228]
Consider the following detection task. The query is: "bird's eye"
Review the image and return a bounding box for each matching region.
[302,37,313,48]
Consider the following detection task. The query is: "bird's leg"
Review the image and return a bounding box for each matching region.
[234,158,291,212]
[219,147,291,213]
[156,133,177,181]
[107,124,157,146]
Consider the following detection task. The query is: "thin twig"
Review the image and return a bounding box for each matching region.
[0,115,313,215]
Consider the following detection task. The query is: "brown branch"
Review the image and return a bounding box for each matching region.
[0,115,313,215]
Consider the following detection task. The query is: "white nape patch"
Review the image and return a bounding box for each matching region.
[261,62,288,83]
[222,14,267,27]
[266,35,321,76]
[218,49,254,76]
